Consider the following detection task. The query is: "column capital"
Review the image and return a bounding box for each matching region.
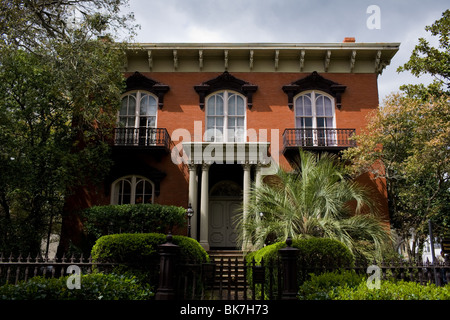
[201,162,211,171]
[187,163,197,171]
[242,161,252,171]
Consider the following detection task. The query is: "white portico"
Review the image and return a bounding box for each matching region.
[183,142,272,251]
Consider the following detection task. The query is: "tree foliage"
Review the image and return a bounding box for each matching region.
[343,94,450,259]
[397,9,450,98]
[0,0,135,254]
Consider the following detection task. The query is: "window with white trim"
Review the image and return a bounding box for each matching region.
[111,175,155,205]
[294,91,336,146]
[205,91,246,142]
[117,91,157,145]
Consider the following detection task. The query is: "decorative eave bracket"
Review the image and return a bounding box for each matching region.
[194,71,258,109]
[125,72,170,109]
[282,71,346,109]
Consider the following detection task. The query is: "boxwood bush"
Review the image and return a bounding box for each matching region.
[83,204,186,239]
[0,274,153,300]
[298,270,365,300]
[245,237,354,299]
[91,233,209,285]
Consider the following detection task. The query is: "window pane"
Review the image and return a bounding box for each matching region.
[207,116,215,128]
[216,117,224,127]
[304,117,313,128]
[147,116,156,127]
[135,178,153,204]
[304,95,312,116]
[316,95,324,116]
[216,96,224,115]
[324,97,333,116]
[236,96,245,115]
[324,117,333,127]
[120,98,129,116]
[236,117,244,127]
[140,94,157,116]
[228,117,236,128]
[118,178,132,205]
[295,97,303,116]
[317,117,325,128]
[207,99,215,115]
[228,95,236,116]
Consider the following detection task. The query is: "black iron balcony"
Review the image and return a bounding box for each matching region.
[113,127,171,152]
[283,128,356,154]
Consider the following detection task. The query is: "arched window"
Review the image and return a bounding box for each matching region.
[206,91,246,142]
[117,91,157,145]
[111,175,155,205]
[294,91,336,146]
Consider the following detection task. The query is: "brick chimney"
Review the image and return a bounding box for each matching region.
[343,37,355,43]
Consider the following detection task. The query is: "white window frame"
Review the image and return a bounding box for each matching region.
[111,175,155,205]
[205,90,247,142]
[294,90,337,146]
[118,91,158,145]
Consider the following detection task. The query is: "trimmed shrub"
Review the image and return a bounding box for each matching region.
[91,233,209,285]
[82,204,186,249]
[0,273,154,300]
[298,270,365,300]
[245,238,354,299]
[333,280,450,300]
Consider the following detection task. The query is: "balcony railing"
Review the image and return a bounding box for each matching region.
[283,128,356,152]
[113,127,171,151]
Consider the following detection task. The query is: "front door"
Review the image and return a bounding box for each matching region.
[209,200,241,248]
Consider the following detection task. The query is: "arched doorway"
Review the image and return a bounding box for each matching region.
[208,180,242,249]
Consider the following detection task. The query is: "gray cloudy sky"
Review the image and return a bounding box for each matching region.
[124,0,449,102]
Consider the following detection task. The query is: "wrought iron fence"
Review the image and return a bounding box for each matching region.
[0,253,116,286]
[2,249,449,300]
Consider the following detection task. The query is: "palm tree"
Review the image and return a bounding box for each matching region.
[239,150,392,260]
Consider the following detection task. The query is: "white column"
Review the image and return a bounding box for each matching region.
[242,162,252,251]
[199,163,210,251]
[188,163,198,240]
[255,163,263,249]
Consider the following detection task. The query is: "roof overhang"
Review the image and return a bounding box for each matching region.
[123,42,400,75]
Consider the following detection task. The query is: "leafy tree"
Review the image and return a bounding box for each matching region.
[343,9,450,260]
[397,9,450,98]
[0,1,135,255]
[343,94,450,260]
[240,150,392,261]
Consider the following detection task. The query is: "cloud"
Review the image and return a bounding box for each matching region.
[125,0,448,101]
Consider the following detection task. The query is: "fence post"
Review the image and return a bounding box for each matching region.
[155,233,180,300]
[278,237,299,300]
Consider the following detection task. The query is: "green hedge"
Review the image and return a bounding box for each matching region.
[83,204,186,238]
[247,237,354,268]
[298,270,365,300]
[91,233,209,285]
[245,238,354,299]
[0,274,154,300]
[333,280,450,300]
